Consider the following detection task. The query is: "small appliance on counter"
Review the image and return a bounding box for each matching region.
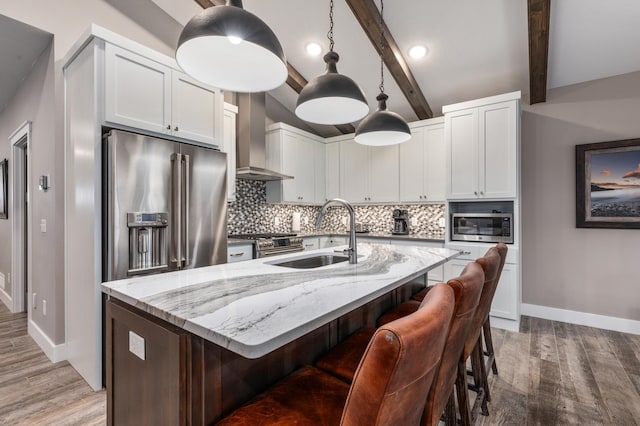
[355,222,370,233]
[392,209,409,235]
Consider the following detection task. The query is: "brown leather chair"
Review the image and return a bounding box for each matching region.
[316,262,485,426]
[216,283,455,426]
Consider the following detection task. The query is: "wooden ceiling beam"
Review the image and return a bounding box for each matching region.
[192,0,355,134]
[345,0,433,119]
[527,0,551,104]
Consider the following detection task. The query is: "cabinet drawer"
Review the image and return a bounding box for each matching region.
[227,243,254,263]
[302,238,320,251]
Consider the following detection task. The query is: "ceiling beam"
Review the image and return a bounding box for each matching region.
[527,0,551,104]
[345,0,433,119]
[192,0,355,134]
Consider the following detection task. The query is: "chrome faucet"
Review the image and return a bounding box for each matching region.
[316,198,357,264]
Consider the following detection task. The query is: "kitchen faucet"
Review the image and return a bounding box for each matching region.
[316,198,357,264]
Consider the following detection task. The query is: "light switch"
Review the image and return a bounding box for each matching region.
[40,219,47,233]
[438,218,446,227]
[411,218,418,227]
[129,331,146,360]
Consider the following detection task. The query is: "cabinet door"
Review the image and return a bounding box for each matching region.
[489,263,518,320]
[479,101,517,198]
[223,106,237,201]
[424,123,446,202]
[399,128,425,202]
[325,142,340,201]
[314,142,326,205]
[340,139,368,203]
[369,144,399,203]
[172,72,222,147]
[296,136,316,203]
[447,108,479,199]
[105,44,171,134]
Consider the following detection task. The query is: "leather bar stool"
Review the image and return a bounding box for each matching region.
[216,283,455,426]
[316,262,485,426]
[458,246,503,421]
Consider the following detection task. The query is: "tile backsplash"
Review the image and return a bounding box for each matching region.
[227,179,445,235]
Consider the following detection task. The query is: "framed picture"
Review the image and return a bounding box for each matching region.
[0,159,7,219]
[576,138,640,228]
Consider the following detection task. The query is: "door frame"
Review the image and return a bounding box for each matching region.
[9,121,32,313]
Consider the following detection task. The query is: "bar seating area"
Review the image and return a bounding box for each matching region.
[214,244,508,425]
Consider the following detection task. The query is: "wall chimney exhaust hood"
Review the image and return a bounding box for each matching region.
[236,93,293,181]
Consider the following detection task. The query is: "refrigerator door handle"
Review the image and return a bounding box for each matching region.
[170,153,182,268]
[182,153,190,267]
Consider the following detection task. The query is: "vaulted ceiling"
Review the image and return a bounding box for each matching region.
[2,0,640,137]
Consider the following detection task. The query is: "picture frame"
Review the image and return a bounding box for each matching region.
[0,159,7,220]
[576,138,640,229]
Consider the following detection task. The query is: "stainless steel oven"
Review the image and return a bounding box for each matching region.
[451,213,513,243]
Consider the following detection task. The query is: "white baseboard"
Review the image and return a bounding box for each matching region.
[522,303,640,336]
[0,288,11,311]
[28,319,67,363]
[489,316,520,332]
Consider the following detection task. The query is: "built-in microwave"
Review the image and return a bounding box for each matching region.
[451,213,513,243]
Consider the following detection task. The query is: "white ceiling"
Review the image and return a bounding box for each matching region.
[3,1,640,134]
[0,14,52,113]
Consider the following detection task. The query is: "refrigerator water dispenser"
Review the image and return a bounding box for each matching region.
[127,212,168,275]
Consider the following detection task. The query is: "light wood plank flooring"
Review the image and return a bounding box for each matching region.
[1,301,639,425]
[0,303,106,426]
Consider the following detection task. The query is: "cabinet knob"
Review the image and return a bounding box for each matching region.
[174,126,179,131]
[480,191,484,196]
[474,191,478,196]
[166,124,171,130]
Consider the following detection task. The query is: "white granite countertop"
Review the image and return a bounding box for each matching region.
[102,243,460,359]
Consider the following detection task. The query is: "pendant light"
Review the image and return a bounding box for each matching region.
[176,0,287,93]
[295,0,369,125]
[355,0,410,146]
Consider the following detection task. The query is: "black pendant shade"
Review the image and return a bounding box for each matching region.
[355,93,411,146]
[295,51,369,125]
[176,0,287,93]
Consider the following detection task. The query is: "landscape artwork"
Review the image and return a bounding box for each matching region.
[576,139,640,228]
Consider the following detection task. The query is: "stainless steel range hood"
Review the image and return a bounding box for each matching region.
[236,93,293,181]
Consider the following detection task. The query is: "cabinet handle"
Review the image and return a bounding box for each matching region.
[174,126,179,131]
[230,252,245,257]
[461,250,471,255]
[304,244,314,247]
[166,124,171,130]
[480,191,484,196]
[474,191,478,196]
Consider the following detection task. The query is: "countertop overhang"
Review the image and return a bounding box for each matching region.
[102,243,460,359]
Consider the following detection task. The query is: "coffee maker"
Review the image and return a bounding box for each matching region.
[392,209,409,235]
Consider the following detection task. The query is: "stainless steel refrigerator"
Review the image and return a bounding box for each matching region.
[103,129,227,281]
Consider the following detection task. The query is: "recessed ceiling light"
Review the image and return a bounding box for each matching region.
[408,45,428,60]
[305,42,322,56]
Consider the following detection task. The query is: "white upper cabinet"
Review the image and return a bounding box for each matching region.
[222,103,238,202]
[266,124,322,204]
[340,138,399,204]
[444,92,520,199]
[325,142,340,201]
[314,142,326,204]
[105,44,223,147]
[400,119,446,202]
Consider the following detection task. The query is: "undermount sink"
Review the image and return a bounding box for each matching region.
[269,254,350,269]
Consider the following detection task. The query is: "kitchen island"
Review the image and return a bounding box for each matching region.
[102,243,460,425]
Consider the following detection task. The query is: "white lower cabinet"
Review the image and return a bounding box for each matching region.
[227,243,254,263]
[302,237,320,251]
[319,236,349,248]
[443,244,519,325]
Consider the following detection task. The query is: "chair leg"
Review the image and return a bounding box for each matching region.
[483,317,498,375]
[475,341,490,413]
[456,361,471,426]
[445,391,457,425]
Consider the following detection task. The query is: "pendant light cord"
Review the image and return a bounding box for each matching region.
[379,0,385,94]
[327,0,335,52]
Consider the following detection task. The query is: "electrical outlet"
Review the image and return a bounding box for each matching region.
[129,331,146,360]
[43,300,47,316]
[274,216,280,227]
[438,218,446,227]
[32,293,37,309]
[411,217,418,227]
[40,219,47,233]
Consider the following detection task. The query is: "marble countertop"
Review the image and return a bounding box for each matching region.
[102,243,459,359]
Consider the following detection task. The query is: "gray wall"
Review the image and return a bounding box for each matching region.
[521,70,640,321]
[0,0,174,344]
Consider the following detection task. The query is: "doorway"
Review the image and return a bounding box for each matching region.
[9,121,31,314]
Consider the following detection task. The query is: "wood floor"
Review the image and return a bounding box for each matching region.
[1,301,639,425]
[0,303,106,426]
